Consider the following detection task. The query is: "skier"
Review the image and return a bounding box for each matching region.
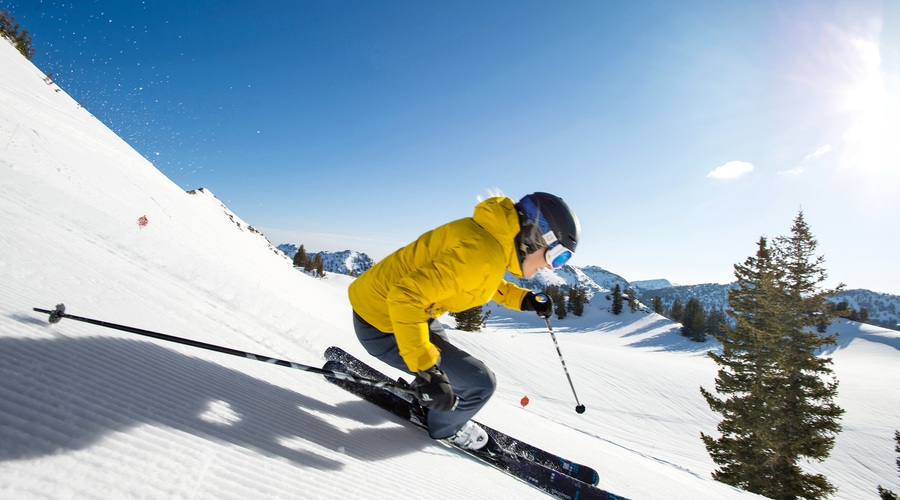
[347,192,580,453]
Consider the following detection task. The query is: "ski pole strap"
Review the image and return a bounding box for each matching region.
[32,304,415,396]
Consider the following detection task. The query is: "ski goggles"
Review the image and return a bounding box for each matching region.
[541,229,574,269]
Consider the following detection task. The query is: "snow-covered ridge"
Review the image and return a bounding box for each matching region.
[629,278,676,291]
[276,244,375,276]
[189,187,290,261]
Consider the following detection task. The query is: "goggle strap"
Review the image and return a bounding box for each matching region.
[541,230,559,247]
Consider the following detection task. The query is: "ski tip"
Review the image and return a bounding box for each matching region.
[324,345,348,357]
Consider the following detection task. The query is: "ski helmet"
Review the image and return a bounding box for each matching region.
[514,192,581,269]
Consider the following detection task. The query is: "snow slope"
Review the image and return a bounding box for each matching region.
[1,41,898,499]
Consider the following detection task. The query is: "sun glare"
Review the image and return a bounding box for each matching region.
[833,30,899,179]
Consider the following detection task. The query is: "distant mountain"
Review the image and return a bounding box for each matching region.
[276,244,375,276]
[507,265,628,301]
[829,289,900,330]
[635,282,900,331]
[575,266,631,293]
[280,244,900,330]
[630,279,676,291]
[635,283,734,313]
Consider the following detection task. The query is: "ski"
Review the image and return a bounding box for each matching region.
[324,345,600,486]
[323,349,625,499]
[323,359,623,500]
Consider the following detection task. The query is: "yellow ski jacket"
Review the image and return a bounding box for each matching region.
[348,196,531,372]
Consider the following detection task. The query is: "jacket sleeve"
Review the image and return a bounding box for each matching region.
[493,280,531,311]
[386,246,491,372]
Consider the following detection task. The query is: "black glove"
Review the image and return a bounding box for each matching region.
[414,364,458,412]
[522,292,553,319]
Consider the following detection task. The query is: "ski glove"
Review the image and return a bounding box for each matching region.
[522,292,553,319]
[414,364,458,412]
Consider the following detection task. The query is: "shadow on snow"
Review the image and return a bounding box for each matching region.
[0,320,426,470]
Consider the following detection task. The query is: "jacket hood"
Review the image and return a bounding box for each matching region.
[472,197,524,278]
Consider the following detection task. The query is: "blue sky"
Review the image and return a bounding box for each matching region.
[7,0,899,294]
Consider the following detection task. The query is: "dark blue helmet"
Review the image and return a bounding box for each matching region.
[514,192,581,269]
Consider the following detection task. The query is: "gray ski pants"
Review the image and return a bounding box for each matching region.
[351,311,496,439]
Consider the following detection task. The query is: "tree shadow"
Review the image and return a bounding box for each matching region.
[618,318,673,339]
[606,317,715,354]
[818,320,900,355]
[486,311,714,354]
[0,334,425,470]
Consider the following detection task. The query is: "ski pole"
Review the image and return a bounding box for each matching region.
[544,318,585,413]
[32,304,416,396]
[534,295,586,414]
[545,317,586,414]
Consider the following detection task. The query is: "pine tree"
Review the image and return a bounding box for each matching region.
[543,285,567,320]
[701,211,845,500]
[568,286,586,317]
[626,288,640,312]
[611,284,623,315]
[450,305,489,332]
[15,28,34,59]
[313,253,325,277]
[292,244,309,268]
[768,211,844,498]
[0,9,34,60]
[670,298,684,322]
[652,296,664,315]
[702,237,789,495]
[682,297,708,342]
[303,251,317,272]
[707,306,727,339]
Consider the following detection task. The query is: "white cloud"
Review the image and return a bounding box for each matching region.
[707,161,754,180]
[805,145,832,161]
[778,167,806,176]
[776,144,833,176]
